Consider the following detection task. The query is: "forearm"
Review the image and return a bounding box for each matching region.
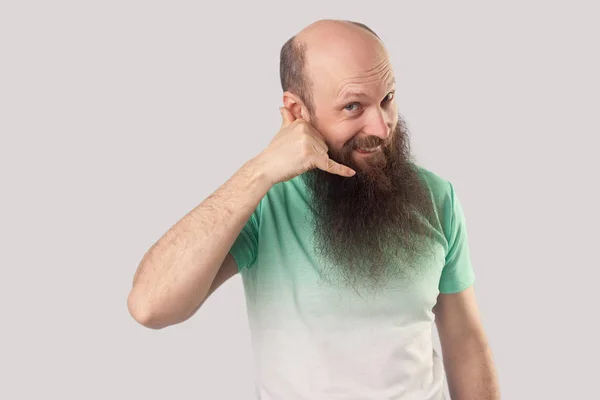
[128,156,272,328]
[442,333,500,400]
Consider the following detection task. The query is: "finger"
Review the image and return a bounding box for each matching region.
[280,107,296,128]
[307,125,327,142]
[315,155,356,177]
[305,128,328,152]
[314,139,328,154]
[309,136,328,155]
[312,143,328,155]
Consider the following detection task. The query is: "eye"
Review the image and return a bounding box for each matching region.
[382,91,395,104]
[344,102,361,112]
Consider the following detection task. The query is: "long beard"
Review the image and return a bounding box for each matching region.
[301,116,437,294]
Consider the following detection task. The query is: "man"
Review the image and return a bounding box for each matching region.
[128,19,500,400]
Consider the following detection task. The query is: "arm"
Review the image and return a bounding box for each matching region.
[127,108,354,330]
[433,286,500,400]
[127,157,272,330]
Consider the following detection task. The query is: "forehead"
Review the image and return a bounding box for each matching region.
[308,49,395,101]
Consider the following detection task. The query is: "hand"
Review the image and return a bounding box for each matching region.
[256,107,356,185]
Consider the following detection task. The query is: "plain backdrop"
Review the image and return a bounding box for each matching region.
[1,1,598,399]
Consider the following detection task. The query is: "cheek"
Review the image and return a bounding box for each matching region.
[336,123,363,147]
[321,126,359,152]
[389,108,399,126]
[334,133,359,154]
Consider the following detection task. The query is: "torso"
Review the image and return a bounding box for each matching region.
[238,168,453,399]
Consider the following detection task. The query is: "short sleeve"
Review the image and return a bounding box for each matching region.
[438,183,476,294]
[229,203,261,272]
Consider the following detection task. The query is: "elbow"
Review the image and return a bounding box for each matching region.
[127,290,169,330]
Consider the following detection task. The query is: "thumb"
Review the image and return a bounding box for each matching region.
[280,107,296,128]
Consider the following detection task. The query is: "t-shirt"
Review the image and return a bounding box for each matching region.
[229,164,475,400]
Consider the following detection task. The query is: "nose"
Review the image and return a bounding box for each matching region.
[363,108,390,140]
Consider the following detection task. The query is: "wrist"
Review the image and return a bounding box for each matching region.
[242,155,275,192]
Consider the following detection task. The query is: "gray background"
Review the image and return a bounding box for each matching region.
[1,1,598,399]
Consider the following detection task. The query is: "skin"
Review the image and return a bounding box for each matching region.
[128,101,352,329]
[285,20,397,168]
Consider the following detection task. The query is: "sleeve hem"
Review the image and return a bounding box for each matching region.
[229,250,244,273]
[439,277,475,294]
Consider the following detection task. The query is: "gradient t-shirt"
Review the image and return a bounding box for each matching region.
[229,164,475,400]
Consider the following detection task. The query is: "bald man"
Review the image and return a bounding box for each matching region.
[128,20,500,400]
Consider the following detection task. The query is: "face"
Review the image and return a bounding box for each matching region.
[299,52,437,294]
[309,52,398,173]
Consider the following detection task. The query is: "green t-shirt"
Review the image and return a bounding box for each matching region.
[230,164,475,399]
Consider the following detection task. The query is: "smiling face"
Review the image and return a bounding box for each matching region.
[281,20,436,292]
[308,45,398,172]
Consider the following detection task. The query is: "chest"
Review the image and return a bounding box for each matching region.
[241,205,446,330]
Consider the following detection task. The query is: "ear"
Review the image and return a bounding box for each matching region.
[282,91,311,121]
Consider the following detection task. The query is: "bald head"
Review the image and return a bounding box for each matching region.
[279,20,386,115]
[279,18,398,178]
[297,19,381,43]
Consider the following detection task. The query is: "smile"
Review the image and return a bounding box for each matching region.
[355,145,381,154]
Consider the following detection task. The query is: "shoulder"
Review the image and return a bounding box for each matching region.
[412,163,459,242]
[265,174,311,201]
[255,174,310,217]
[413,163,454,206]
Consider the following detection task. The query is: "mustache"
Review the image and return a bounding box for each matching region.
[344,127,397,151]
[340,136,382,152]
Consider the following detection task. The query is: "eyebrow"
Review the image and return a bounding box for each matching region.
[336,79,396,103]
[338,90,369,102]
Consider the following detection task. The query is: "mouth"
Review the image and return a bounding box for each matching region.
[354,145,382,154]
